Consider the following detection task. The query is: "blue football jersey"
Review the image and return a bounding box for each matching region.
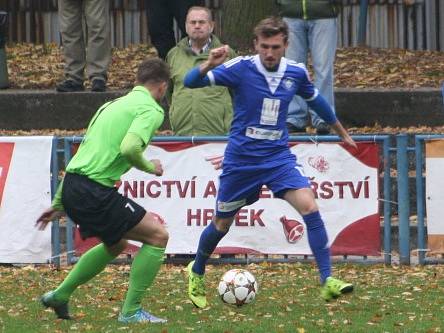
[207,55,318,165]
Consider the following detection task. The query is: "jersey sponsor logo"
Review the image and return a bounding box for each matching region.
[260,98,280,125]
[0,143,14,208]
[217,198,246,212]
[245,127,283,141]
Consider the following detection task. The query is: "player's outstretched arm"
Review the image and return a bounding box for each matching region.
[330,121,357,148]
[35,207,65,230]
[35,180,66,230]
[306,94,356,148]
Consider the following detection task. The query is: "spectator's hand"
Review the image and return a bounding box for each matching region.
[150,159,164,176]
[208,45,230,68]
[157,130,174,136]
[35,207,65,230]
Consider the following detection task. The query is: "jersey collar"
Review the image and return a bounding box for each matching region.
[131,85,164,113]
[253,55,288,94]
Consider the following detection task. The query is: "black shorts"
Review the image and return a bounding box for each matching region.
[62,172,146,246]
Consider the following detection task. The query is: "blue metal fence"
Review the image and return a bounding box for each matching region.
[50,134,444,266]
[50,134,396,267]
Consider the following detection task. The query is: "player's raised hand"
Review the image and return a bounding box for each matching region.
[35,207,65,230]
[208,45,230,67]
[150,159,164,176]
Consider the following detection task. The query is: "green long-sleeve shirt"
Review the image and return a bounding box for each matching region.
[52,86,163,210]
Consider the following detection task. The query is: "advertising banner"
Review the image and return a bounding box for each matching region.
[0,137,53,263]
[425,139,444,253]
[76,141,380,256]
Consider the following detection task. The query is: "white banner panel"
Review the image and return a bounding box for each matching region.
[0,137,53,263]
[116,142,379,255]
[426,140,444,253]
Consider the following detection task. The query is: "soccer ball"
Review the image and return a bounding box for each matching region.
[217,269,258,306]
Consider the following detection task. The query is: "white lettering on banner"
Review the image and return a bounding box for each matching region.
[245,127,283,140]
[0,167,2,177]
[187,208,265,227]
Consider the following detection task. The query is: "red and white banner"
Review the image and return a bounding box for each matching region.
[107,142,379,256]
[0,137,53,263]
[426,139,444,253]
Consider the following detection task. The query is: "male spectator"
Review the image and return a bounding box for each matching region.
[147,0,203,60]
[37,58,170,324]
[278,0,339,134]
[166,6,235,136]
[56,0,110,92]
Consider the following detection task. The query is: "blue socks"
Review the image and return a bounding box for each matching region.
[303,211,331,284]
[192,213,330,283]
[193,222,227,275]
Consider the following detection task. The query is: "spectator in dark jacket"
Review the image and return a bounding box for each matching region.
[146,0,203,59]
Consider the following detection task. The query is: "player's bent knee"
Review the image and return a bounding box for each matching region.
[300,206,319,216]
[156,228,169,247]
[145,227,169,248]
[106,239,128,256]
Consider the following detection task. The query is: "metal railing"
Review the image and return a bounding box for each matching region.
[50,134,444,267]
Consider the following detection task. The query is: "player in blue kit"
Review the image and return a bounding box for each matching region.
[183,16,356,308]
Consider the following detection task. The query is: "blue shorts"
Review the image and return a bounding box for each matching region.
[216,155,310,218]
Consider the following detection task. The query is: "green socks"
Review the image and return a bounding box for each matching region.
[121,244,165,316]
[50,242,165,315]
[53,243,117,302]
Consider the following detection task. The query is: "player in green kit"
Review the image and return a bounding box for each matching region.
[35,58,170,324]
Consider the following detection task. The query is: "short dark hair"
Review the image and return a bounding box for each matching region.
[136,58,170,85]
[253,16,289,43]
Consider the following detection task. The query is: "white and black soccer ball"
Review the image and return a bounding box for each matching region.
[217,269,258,306]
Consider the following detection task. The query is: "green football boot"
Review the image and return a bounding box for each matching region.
[321,277,354,301]
[187,260,207,308]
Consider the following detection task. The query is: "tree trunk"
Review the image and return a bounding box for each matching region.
[218,0,279,52]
